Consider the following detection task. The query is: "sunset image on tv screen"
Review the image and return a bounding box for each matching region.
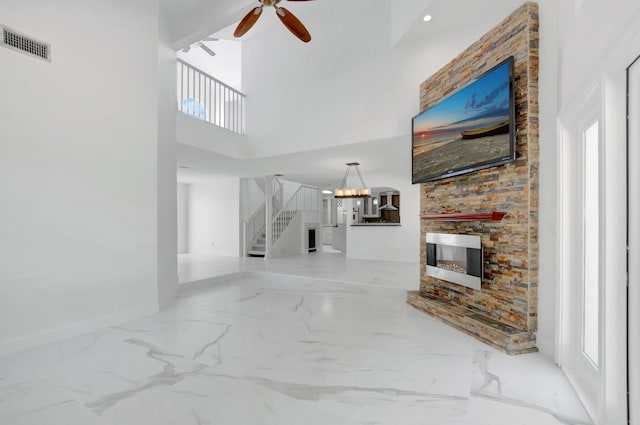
[412,58,513,183]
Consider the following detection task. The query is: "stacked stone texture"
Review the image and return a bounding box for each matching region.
[414,2,539,353]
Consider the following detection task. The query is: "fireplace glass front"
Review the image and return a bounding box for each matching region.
[426,233,482,290]
[436,244,468,274]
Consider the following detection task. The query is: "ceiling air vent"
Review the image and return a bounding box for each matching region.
[1,26,50,62]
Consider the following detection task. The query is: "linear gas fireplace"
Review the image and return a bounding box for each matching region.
[426,233,483,290]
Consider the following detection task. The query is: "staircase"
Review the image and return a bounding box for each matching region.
[247,235,266,256]
[246,177,283,257]
[247,210,297,257]
[245,179,318,258]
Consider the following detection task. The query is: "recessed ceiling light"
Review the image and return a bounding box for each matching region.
[322,190,333,195]
[423,14,432,22]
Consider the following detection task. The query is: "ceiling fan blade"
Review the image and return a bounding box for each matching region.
[276,7,311,43]
[234,6,263,38]
[182,45,191,53]
[198,42,216,57]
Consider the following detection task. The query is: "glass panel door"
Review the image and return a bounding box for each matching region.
[559,91,603,422]
[560,68,630,423]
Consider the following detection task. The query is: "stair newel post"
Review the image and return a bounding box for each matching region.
[265,175,274,259]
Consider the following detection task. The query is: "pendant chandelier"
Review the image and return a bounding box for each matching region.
[334,162,371,198]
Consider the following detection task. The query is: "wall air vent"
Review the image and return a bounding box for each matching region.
[1,26,50,62]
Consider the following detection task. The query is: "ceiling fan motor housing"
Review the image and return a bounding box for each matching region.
[236,0,312,43]
[263,0,284,7]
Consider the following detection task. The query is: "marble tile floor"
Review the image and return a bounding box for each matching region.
[0,266,591,425]
[178,250,421,291]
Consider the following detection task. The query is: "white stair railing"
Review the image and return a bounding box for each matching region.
[245,177,284,253]
[271,184,319,247]
[176,59,246,135]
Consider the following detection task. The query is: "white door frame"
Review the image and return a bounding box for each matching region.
[600,59,630,425]
[558,19,640,425]
[558,81,608,422]
[628,55,640,425]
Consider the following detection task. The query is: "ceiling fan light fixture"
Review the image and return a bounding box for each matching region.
[181,37,219,56]
[198,42,216,56]
[234,0,313,43]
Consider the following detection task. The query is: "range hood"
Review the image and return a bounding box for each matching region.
[379,192,398,210]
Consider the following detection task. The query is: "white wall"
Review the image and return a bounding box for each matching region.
[187,179,240,256]
[157,6,179,308]
[346,173,420,264]
[241,0,500,158]
[240,177,266,222]
[0,0,160,354]
[557,0,640,109]
[176,112,248,159]
[177,183,189,253]
[535,0,560,358]
[246,178,265,218]
[332,224,347,252]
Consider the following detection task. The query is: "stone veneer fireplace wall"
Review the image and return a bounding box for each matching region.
[407,2,539,354]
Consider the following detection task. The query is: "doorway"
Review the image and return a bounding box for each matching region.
[558,86,606,419]
[558,66,631,424]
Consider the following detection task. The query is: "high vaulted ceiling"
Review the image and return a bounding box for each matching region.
[161,0,524,51]
[160,0,254,50]
[164,0,525,189]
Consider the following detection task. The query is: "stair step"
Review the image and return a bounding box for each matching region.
[247,250,265,257]
[252,243,266,249]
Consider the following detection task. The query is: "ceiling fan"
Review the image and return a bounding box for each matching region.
[234,0,313,43]
[181,37,219,56]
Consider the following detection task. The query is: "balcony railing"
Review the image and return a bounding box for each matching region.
[176,59,245,135]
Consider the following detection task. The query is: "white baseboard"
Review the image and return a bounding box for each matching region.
[536,337,556,361]
[179,272,246,290]
[0,304,159,358]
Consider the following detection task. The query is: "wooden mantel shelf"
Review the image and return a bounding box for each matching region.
[420,211,506,222]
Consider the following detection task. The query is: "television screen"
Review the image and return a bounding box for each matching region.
[412,56,516,183]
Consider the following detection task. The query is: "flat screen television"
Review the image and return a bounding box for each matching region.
[412,56,516,183]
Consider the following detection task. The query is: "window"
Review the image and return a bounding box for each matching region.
[583,120,600,367]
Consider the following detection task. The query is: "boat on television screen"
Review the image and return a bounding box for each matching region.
[460,120,509,139]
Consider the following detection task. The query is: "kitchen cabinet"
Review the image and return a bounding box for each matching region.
[361,195,380,218]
